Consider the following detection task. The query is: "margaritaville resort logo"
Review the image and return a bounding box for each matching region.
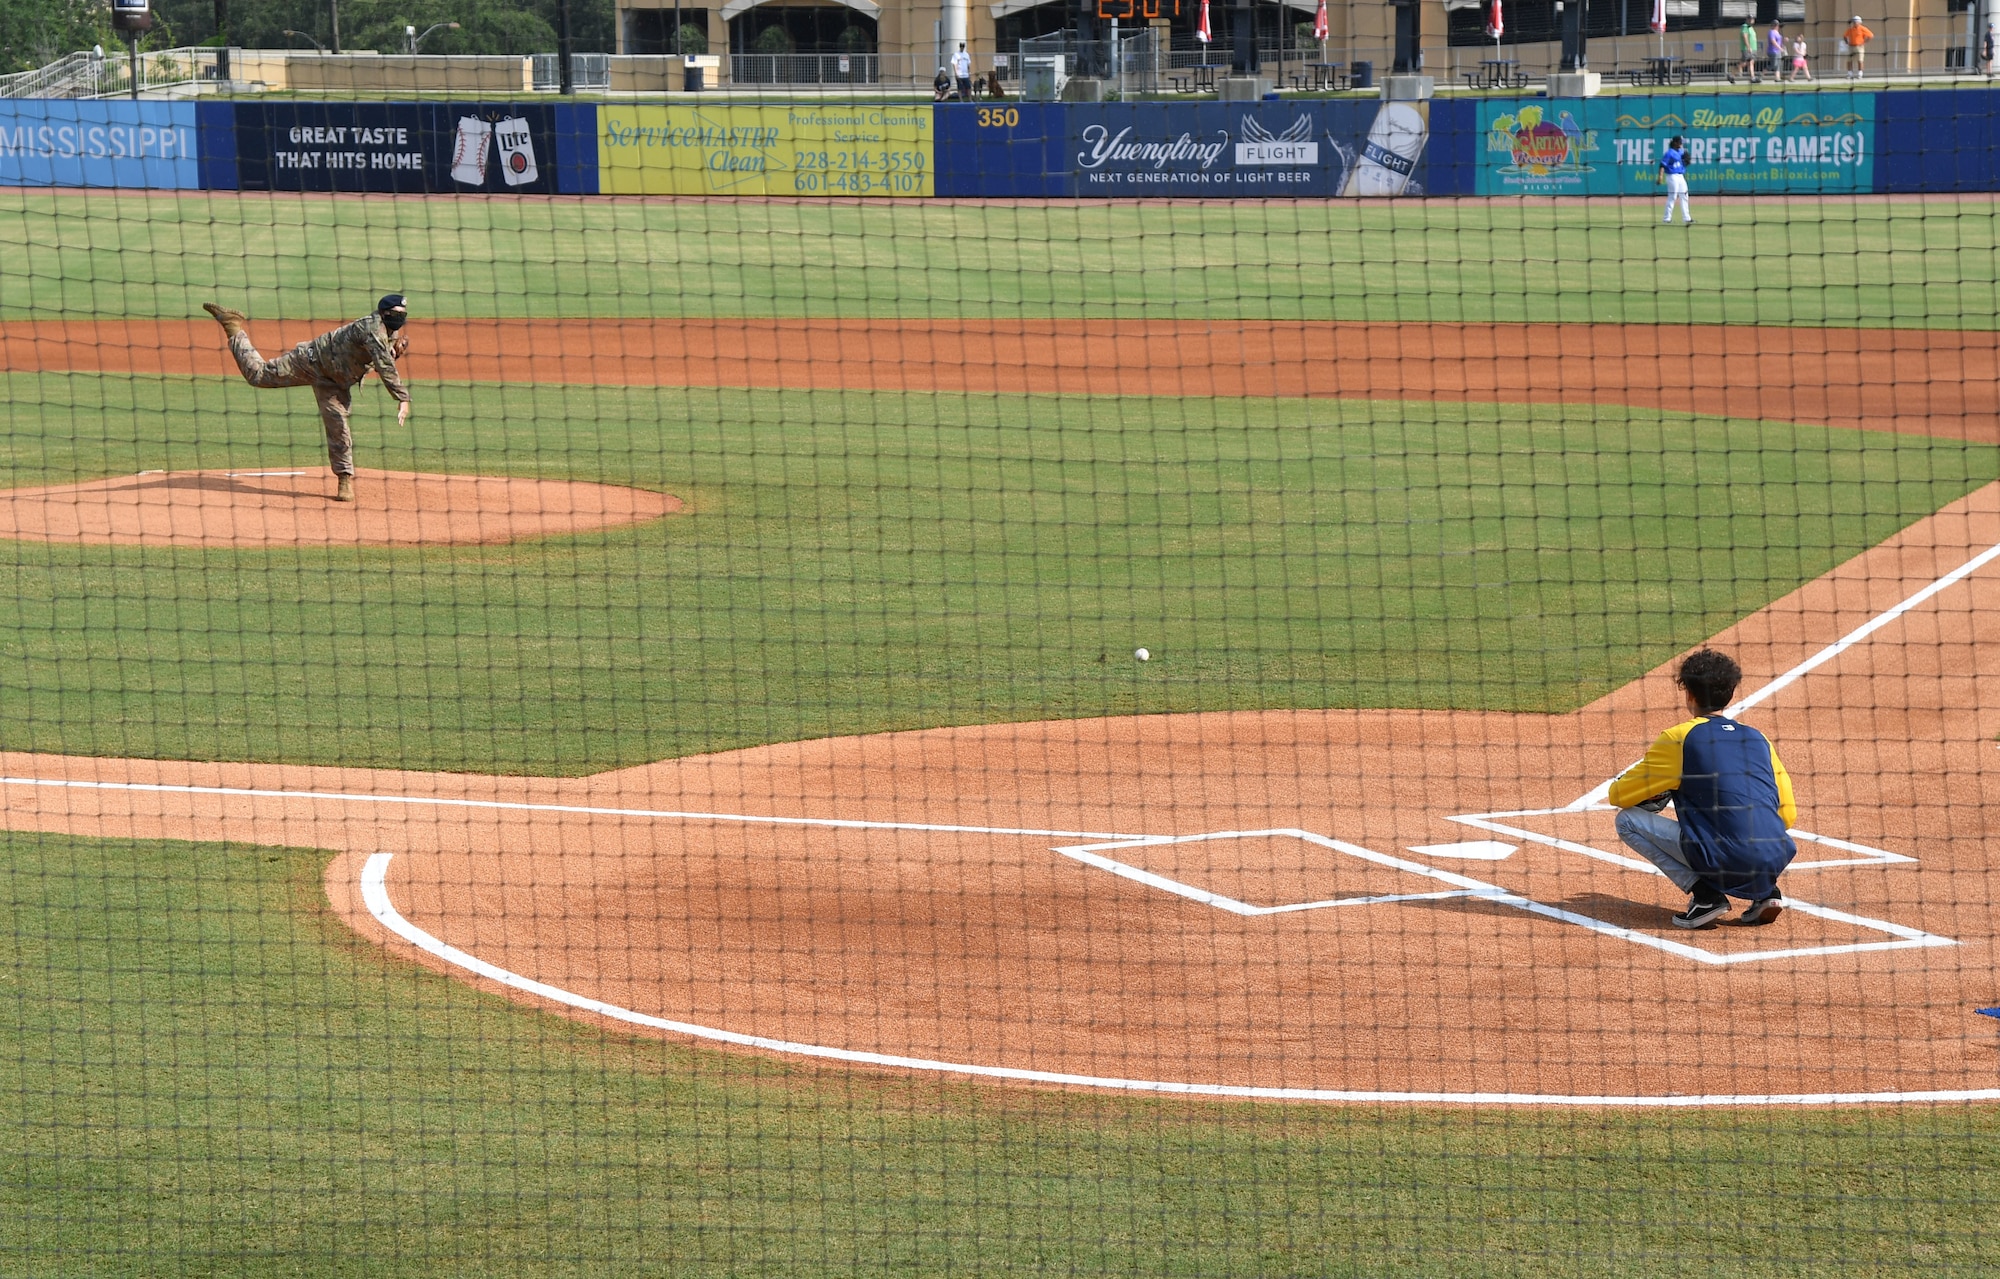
[1485,106,1596,177]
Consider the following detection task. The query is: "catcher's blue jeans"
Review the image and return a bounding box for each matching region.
[1613,806,1704,894]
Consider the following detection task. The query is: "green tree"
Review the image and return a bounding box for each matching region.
[149,0,613,55]
[0,0,114,74]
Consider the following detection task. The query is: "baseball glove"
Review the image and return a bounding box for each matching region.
[1635,791,1673,813]
[391,334,410,362]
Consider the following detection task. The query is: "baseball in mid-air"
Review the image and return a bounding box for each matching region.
[1134,648,1151,662]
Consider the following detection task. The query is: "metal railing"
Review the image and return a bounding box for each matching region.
[0,50,101,98]
[1446,34,2000,84]
[0,46,232,99]
[730,52,881,85]
[530,52,612,91]
[1011,30,1162,91]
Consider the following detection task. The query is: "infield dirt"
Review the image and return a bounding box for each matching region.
[6,317,1997,440]
[0,468,680,548]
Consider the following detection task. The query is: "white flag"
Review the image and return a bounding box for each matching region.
[494,116,539,187]
[450,116,492,186]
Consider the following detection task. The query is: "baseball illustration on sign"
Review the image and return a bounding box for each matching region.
[451,113,540,188]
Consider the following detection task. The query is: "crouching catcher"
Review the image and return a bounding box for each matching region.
[203,295,413,503]
[1608,648,1797,930]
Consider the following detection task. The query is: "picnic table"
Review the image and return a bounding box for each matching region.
[1462,58,1529,89]
[1170,63,1220,92]
[1627,55,1692,86]
[1302,61,1344,90]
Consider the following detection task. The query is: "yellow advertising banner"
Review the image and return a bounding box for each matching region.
[598,104,933,196]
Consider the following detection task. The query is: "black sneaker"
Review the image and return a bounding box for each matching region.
[1736,893,1783,926]
[1673,893,1730,930]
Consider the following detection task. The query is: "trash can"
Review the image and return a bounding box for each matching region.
[1349,59,1373,89]
[684,64,704,91]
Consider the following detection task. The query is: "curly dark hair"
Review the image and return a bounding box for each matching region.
[1676,648,1742,714]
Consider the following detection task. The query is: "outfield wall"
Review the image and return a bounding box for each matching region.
[0,91,1989,195]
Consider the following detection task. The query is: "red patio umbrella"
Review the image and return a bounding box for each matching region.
[1197,0,1212,44]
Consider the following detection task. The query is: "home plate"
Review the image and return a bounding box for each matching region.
[1408,840,1517,861]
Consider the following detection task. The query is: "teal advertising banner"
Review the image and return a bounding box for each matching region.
[1475,93,1873,196]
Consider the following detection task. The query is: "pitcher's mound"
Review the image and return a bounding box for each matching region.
[0,469,682,548]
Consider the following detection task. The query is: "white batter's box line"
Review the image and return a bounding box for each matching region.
[1055,827,1954,967]
[1448,807,1919,871]
[1051,830,1504,917]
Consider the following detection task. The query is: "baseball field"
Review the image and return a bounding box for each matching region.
[3,190,2000,1274]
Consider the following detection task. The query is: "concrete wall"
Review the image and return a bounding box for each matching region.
[279,54,534,93]
[606,53,695,89]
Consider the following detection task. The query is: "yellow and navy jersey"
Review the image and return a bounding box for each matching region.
[1610,716,1797,896]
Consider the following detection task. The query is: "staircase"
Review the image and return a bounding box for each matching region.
[0,47,229,99]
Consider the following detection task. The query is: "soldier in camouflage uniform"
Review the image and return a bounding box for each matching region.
[202,295,413,503]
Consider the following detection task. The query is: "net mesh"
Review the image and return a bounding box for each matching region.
[2,77,1998,1276]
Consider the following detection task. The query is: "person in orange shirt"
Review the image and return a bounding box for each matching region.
[1843,15,1874,79]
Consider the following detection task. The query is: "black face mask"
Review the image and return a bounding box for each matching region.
[381,310,407,332]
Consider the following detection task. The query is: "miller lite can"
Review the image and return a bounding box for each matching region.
[494,117,539,187]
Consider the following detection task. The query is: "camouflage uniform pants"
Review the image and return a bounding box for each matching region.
[228,332,356,477]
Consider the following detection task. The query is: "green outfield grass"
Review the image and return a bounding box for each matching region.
[1,192,1997,327]
[3,829,1996,1278]
[1,372,1988,773]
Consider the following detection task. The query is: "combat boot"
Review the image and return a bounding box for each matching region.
[201,302,248,338]
[334,475,354,503]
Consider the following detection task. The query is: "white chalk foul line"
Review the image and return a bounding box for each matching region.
[1566,537,2000,811]
[0,774,1147,843]
[6,772,1945,968]
[359,852,2000,1108]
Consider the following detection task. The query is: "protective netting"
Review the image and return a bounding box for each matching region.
[2,81,1999,1276]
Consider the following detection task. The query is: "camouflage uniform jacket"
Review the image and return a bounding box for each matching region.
[298,312,410,401]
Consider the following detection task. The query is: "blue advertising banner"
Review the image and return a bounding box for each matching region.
[1474,93,1874,195]
[1874,88,2000,192]
[1067,100,1443,197]
[0,100,200,189]
[934,103,1068,197]
[229,102,596,194]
